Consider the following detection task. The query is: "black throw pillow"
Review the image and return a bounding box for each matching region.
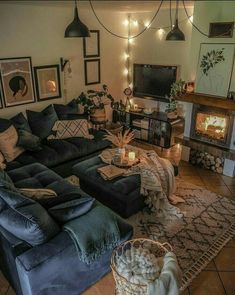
[27,105,58,139]
[17,130,42,151]
[54,99,78,119]
[10,112,31,133]
[0,118,12,132]
[49,197,95,223]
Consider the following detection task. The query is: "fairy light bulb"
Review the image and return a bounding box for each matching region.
[123,19,129,26]
[133,20,138,27]
[189,15,193,22]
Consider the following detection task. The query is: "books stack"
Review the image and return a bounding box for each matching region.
[97,165,125,180]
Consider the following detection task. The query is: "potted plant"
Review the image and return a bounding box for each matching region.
[166,79,185,119]
[76,84,114,122]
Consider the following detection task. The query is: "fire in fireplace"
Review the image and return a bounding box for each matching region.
[190,105,234,148]
[195,112,228,141]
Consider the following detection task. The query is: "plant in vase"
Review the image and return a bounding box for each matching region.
[104,129,135,162]
[76,84,114,122]
[166,79,185,119]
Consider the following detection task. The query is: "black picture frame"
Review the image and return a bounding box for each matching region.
[84,59,101,85]
[209,22,234,38]
[34,64,61,101]
[83,30,100,58]
[0,56,35,108]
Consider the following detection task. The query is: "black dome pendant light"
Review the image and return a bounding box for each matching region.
[65,0,90,38]
[166,0,185,41]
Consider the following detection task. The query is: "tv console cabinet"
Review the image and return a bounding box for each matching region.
[113,109,184,149]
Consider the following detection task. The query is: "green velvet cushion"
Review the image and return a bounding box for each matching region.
[17,130,42,151]
[27,105,58,139]
[49,196,95,223]
[11,112,31,133]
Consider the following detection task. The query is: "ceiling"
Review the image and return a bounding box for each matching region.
[1,0,195,12]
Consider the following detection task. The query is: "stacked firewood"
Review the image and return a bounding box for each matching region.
[189,149,224,174]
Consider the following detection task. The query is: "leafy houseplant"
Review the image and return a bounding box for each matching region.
[76,84,114,114]
[166,79,185,118]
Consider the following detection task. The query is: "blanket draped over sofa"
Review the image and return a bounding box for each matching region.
[63,204,121,264]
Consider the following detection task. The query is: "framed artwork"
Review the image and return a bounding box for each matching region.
[195,43,235,97]
[0,84,2,109]
[0,57,35,107]
[34,64,61,101]
[84,59,101,85]
[209,22,234,38]
[83,30,100,58]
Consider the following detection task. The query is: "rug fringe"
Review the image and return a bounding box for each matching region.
[180,222,235,291]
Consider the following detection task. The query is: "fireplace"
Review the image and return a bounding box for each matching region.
[190,104,234,148]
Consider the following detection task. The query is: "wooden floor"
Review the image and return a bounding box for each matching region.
[1,143,235,295]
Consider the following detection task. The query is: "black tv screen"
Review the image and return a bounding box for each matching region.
[133,64,178,100]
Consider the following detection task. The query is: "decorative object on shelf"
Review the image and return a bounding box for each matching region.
[166,0,185,41]
[112,100,125,112]
[64,0,90,38]
[143,107,153,115]
[34,65,61,101]
[76,84,114,116]
[124,87,132,111]
[185,81,195,93]
[83,30,100,58]
[84,58,100,85]
[0,57,35,107]
[166,79,185,118]
[195,43,235,97]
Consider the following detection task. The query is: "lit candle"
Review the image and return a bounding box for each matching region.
[128,151,136,161]
[134,104,138,110]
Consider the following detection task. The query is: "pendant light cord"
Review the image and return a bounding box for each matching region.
[182,0,209,37]
[175,0,179,24]
[89,0,163,39]
[169,0,172,28]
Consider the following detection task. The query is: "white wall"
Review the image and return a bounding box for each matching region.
[0,2,127,119]
[128,6,194,110]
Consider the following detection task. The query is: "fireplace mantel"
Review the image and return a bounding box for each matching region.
[177,93,235,111]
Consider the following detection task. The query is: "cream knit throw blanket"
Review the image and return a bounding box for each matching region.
[100,147,183,219]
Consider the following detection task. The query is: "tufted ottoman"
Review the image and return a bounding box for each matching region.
[72,156,145,218]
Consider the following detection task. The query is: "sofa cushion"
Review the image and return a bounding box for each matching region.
[0,126,24,162]
[27,105,58,139]
[54,99,78,119]
[48,119,93,140]
[49,197,95,223]
[0,186,59,246]
[10,112,31,132]
[0,118,12,132]
[19,188,57,201]
[17,130,42,151]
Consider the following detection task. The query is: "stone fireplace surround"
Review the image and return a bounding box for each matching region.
[177,94,235,177]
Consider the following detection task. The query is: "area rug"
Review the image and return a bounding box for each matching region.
[128,179,235,290]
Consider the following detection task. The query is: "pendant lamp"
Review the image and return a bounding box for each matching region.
[166,0,185,41]
[65,0,90,38]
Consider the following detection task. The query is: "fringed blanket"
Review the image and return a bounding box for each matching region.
[100,147,184,219]
[63,203,120,264]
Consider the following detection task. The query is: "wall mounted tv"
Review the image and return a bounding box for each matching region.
[133,64,178,101]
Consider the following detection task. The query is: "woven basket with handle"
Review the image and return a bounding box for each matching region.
[111,238,172,295]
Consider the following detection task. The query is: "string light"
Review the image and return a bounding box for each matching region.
[189,15,193,22]
[133,20,138,27]
[123,19,129,26]
[124,53,130,59]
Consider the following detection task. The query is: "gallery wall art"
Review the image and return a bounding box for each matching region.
[34,64,61,101]
[0,57,35,107]
[195,43,235,97]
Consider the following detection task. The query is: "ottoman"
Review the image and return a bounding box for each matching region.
[72,156,145,218]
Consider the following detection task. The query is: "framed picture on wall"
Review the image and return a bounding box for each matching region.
[83,30,100,58]
[0,57,35,108]
[195,43,235,97]
[0,84,3,109]
[84,59,101,85]
[34,64,61,101]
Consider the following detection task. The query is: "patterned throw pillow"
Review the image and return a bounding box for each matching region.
[0,126,24,162]
[48,119,94,140]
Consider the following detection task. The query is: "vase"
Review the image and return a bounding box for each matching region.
[117,147,126,163]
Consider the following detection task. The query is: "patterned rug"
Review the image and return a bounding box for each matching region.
[128,179,235,290]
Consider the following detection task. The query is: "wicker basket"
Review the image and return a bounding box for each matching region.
[111,238,172,295]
